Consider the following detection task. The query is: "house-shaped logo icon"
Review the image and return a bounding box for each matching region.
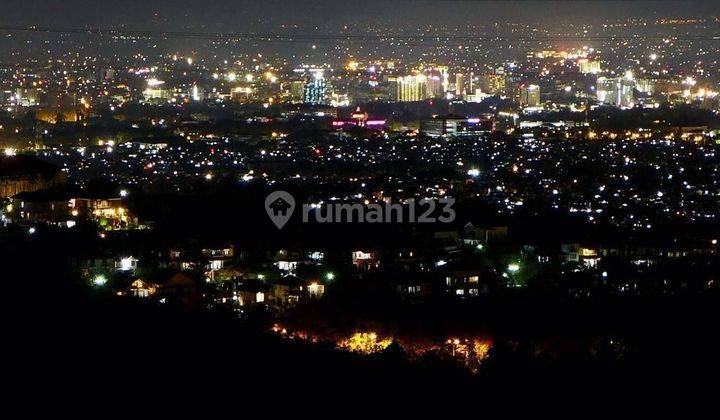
[265,191,295,229]
[268,197,292,216]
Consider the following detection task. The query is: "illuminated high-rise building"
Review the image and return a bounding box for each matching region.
[289,80,306,102]
[143,79,172,102]
[438,66,450,93]
[455,73,466,96]
[97,68,116,82]
[191,85,205,101]
[303,70,327,105]
[389,75,428,102]
[595,77,614,104]
[478,74,506,95]
[635,78,655,95]
[577,59,602,74]
[519,84,541,107]
[596,75,634,108]
[14,88,39,107]
[426,74,444,98]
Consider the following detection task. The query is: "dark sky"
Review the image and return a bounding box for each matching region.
[1,1,718,29]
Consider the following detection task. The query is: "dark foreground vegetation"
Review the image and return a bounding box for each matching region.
[7,234,720,400]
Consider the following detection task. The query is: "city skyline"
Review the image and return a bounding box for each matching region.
[2,1,719,29]
[4,0,720,398]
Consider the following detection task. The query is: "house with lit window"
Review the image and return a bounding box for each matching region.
[127,279,158,298]
[116,256,139,273]
[235,282,271,308]
[202,244,235,271]
[441,260,495,297]
[462,223,509,245]
[561,243,601,268]
[274,249,303,273]
[167,247,200,271]
[70,194,137,229]
[73,255,116,279]
[166,242,235,274]
[351,250,380,271]
[393,272,434,298]
[214,277,271,310]
[444,271,484,297]
[7,188,73,225]
[393,248,432,272]
[269,275,325,308]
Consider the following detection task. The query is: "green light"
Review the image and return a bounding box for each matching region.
[325,272,335,281]
[93,275,107,286]
[476,244,484,251]
[507,263,521,273]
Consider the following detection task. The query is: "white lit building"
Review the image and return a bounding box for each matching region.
[578,59,602,74]
[596,75,635,108]
[520,84,541,107]
[389,75,428,102]
[303,70,328,105]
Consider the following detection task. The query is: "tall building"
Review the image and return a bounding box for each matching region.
[143,88,172,101]
[303,70,328,105]
[14,88,39,107]
[465,89,492,103]
[289,80,306,102]
[478,74,506,95]
[519,84,541,107]
[596,76,634,108]
[420,115,493,137]
[577,59,601,74]
[426,74,444,98]
[635,78,655,95]
[191,85,206,101]
[439,66,450,93]
[455,73,466,96]
[97,68,116,82]
[389,75,428,102]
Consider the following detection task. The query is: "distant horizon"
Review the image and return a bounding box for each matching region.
[1,1,718,30]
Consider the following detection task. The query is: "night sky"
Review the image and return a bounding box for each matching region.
[1,1,718,30]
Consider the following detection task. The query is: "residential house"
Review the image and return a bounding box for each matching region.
[270,275,325,307]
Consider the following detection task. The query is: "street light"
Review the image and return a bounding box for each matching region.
[325,272,335,281]
[507,263,521,273]
[93,275,108,286]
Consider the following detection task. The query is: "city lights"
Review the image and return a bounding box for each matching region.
[4,2,720,386]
